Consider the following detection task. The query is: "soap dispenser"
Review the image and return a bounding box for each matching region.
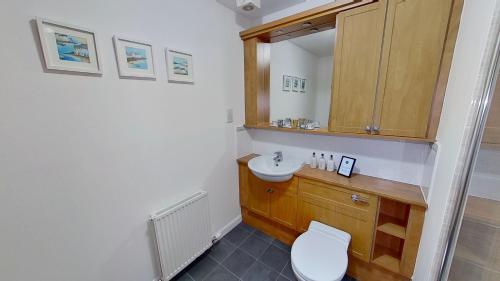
[310,152,317,169]
[318,153,326,170]
[327,154,335,172]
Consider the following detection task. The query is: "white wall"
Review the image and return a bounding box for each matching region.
[262,0,334,23]
[0,1,244,281]
[270,40,318,120]
[468,148,500,201]
[237,129,431,185]
[314,56,333,126]
[413,0,499,280]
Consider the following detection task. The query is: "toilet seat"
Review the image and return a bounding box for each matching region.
[291,221,350,281]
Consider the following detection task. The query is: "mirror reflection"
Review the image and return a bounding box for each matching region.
[270,29,335,129]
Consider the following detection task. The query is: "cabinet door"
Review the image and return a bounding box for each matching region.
[248,174,271,217]
[270,188,298,229]
[297,179,378,262]
[483,75,500,146]
[373,0,453,138]
[329,1,387,134]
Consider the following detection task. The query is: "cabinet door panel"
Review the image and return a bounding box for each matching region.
[248,174,271,217]
[329,1,386,134]
[374,0,453,138]
[270,188,298,229]
[297,179,378,262]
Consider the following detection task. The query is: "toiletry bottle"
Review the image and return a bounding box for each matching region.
[310,152,317,169]
[327,154,335,172]
[318,153,326,170]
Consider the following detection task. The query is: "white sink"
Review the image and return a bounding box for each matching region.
[248,155,303,182]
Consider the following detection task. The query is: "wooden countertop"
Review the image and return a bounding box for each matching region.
[237,154,427,208]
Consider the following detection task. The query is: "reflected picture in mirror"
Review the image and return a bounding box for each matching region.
[283,75,291,91]
[270,28,335,128]
[292,77,300,92]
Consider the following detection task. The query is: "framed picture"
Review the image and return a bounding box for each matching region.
[292,77,300,92]
[337,156,356,178]
[113,36,156,79]
[36,18,102,74]
[300,78,307,93]
[166,49,194,84]
[283,75,291,91]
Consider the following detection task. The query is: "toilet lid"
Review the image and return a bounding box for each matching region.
[291,230,348,281]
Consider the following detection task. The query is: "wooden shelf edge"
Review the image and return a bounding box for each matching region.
[377,223,407,239]
[239,0,374,40]
[373,254,401,273]
[244,124,436,143]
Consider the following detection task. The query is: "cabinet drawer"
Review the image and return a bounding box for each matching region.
[299,178,377,212]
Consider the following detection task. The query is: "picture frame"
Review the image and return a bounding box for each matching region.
[283,75,291,91]
[113,36,156,79]
[337,156,356,178]
[300,78,307,93]
[292,77,300,92]
[166,49,194,84]
[36,17,103,74]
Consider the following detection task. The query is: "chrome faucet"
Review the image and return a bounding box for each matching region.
[273,151,283,165]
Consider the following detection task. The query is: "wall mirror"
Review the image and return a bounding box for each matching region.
[269,28,335,129]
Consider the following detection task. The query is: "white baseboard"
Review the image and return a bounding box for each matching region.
[213,214,242,240]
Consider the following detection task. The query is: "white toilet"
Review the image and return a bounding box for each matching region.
[291,221,351,281]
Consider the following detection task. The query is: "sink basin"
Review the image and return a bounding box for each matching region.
[248,155,303,182]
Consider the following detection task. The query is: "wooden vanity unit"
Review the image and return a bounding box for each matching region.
[240,0,464,143]
[237,154,427,281]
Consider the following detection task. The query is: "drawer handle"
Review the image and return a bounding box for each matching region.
[351,194,369,204]
[267,188,274,193]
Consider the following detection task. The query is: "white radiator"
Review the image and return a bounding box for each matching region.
[151,191,212,281]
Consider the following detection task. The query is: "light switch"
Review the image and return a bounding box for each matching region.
[226,108,233,123]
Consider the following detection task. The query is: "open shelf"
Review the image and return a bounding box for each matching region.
[372,220,405,274]
[372,253,401,273]
[372,239,403,273]
[377,213,407,239]
[376,198,410,241]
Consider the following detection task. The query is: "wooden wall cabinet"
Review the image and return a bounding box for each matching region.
[373,0,455,138]
[241,0,463,142]
[330,0,455,138]
[329,1,386,134]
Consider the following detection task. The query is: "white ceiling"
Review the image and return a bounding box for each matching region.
[216,0,306,19]
[289,29,336,57]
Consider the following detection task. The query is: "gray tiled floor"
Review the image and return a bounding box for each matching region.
[172,222,356,281]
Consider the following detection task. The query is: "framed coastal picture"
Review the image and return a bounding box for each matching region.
[113,36,156,79]
[292,77,300,92]
[166,49,194,84]
[36,18,102,74]
[282,75,291,91]
[300,78,307,93]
